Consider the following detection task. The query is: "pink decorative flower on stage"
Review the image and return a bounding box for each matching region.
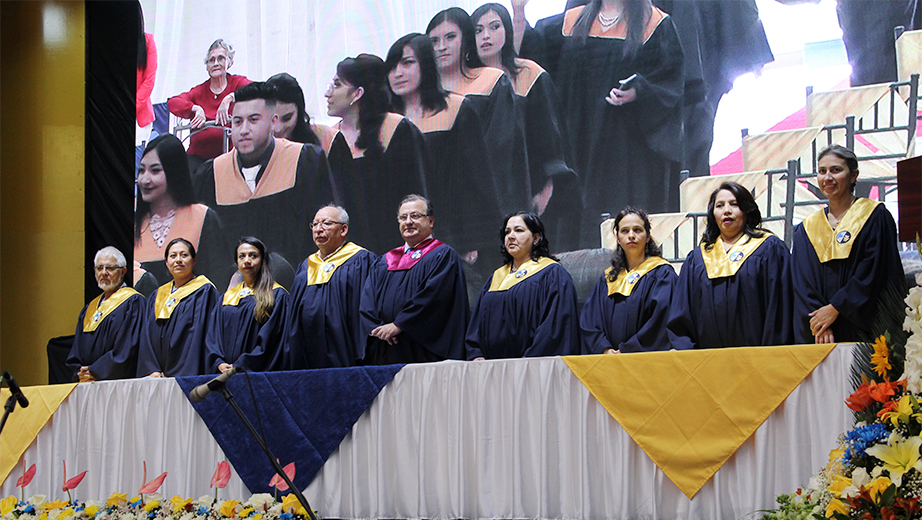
[62,460,87,502]
[268,462,295,492]
[16,462,36,488]
[211,461,231,490]
[138,461,168,495]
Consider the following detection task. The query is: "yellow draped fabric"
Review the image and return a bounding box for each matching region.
[807,84,892,127]
[803,198,879,262]
[743,127,823,172]
[488,257,557,292]
[897,30,922,91]
[563,343,836,498]
[305,242,364,286]
[0,384,77,484]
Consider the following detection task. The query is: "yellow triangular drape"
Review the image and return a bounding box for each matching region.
[563,343,836,499]
[0,383,77,485]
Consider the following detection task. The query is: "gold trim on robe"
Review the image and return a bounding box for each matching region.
[306,242,365,286]
[489,257,557,292]
[562,5,667,42]
[213,138,303,205]
[153,275,213,320]
[700,234,772,279]
[512,59,545,97]
[803,198,879,262]
[414,94,464,134]
[312,123,338,156]
[83,286,141,332]
[222,281,285,306]
[606,256,670,297]
[134,204,208,263]
[451,67,505,97]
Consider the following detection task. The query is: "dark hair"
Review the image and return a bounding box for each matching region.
[385,33,449,115]
[234,81,276,107]
[399,194,434,216]
[571,0,652,58]
[471,3,522,79]
[236,237,276,323]
[499,211,557,264]
[608,207,662,280]
[164,237,196,261]
[818,144,859,192]
[135,134,197,242]
[266,73,320,145]
[702,181,765,248]
[137,5,148,70]
[427,7,485,77]
[337,54,390,160]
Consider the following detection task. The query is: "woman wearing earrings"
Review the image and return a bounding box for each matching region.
[580,207,678,353]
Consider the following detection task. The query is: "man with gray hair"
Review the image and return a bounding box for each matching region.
[66,246,145,381]
[272,204,378,368]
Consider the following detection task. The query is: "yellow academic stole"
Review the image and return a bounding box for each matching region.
[488,257,557,292]
[700,234,773,279]
[153,275,213,319]
[306,242,365,286]
[222,282,285,306]
[83,286,140,332]
[606,257,671,297]
[803,198,879,262]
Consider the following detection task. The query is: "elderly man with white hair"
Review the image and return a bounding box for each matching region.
[66,246,145,381]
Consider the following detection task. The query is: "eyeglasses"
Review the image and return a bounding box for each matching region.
[397,212,429,222]
[206,55,228,64]
[94,265,121,273]
[309,220,344,230]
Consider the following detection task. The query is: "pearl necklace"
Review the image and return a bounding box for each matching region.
[598,11,620,27]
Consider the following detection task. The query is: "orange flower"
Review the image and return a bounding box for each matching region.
[871,336,892,380]
[847,384,876,412]
[868,380,903,402]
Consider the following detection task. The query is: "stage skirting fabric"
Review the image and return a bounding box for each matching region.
[0,345,854,520]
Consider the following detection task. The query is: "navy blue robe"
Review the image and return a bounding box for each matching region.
[360,244,470,363]
[67,290,145,380]
[466,262,580,359]
[791,204,906,344]
[204,286,288,373]
[137,278,220,377]
[667,235,793,349]
[580,263,678,354]
[281,249,378,369]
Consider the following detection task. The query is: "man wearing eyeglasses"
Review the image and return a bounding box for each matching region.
[273,205,378,369]
[359,194,470,364]
[66,247,145,382]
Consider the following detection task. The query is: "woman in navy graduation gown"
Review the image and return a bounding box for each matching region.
[204,237,287,373]
[466,212,580,359]
[580,207,678,354]
[667,182,792,349]
[322,54,428,255]
[791,145,906,344]
[137,238,220,377]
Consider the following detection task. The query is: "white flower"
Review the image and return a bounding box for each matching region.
[144,494,162,504]
[196,496,214,509]
[267,503,283,515]
[244,494,273,512]
[842,467,870,497]
[29,495,47,507]
[807,475,821,492]
[179,512,195,520]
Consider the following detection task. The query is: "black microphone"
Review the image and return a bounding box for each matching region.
[2,371,29,408]
[189,366,239,403]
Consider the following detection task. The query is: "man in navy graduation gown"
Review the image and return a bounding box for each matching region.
[67,246,144,381]
[360,194,470,364]
[278,205,377,369]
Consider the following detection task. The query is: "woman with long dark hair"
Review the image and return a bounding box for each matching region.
[134,133,224,291]
[205,237,288,373]
[580,207,678,353]
[323,54,427,255]
[137,238,220,377]
[466,212,580,359]
[667,182,792,348]
[792,145,906,344]
[385,33,500,268]
[265,72,323,146]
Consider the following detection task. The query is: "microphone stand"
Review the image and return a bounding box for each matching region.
[216,384,320,520]
[0,394,18,435]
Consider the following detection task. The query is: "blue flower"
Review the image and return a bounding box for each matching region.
[23,504,35,514]
[197,506,209,515]
[280,513,293,520]
[843,422,890,462]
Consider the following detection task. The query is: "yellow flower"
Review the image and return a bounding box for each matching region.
[106,493,127,508]
[58,508,74,519]
[219,500,240,518]
[170,496,192,514]
[84,505,99,518]
[0,496,17,516]
[871,335,892,378]
[827,475,852,497]
[825,498,849,518]
[38,512,48,520]
[253,514,263,520]
[882,395,922,427]
[866,434,922,486]
[239,507,254,517]
[280,494,306,516]
[143,500,159,512]
[866,475,894,503]
[42,500,69,511]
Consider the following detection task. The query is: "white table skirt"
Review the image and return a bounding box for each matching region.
[2,345,853,520]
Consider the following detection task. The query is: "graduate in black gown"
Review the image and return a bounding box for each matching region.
[385,33,501,282]
[204,237,287,374]
[580,207,678,354]
[792,145,907,344]
[67,246,144,381]
[668,182,793,349]
[360,195,470,364]
[472,3,580,251]
[137,238,220,377]
[466,212,580,359]
[322,54,428,256]
[280,205,377,369]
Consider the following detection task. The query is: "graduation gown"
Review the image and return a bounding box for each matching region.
[466,258,580,359]
[204,283,288,373]
[668,234,793,349]
[134,204,226,288]
[194,138,336,270]
[281,243,377,369]
[324,114,428,255]
[580,258,678,354]
[360,239,470,363]
[137,275,219,377]
[791,201,906,344]
[67,287,145,380]
[555,6,684,247]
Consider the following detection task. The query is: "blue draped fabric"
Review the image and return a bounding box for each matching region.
[175,365,404,492]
